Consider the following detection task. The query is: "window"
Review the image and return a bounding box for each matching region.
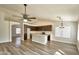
[55,26,71,38]
[16,28,21,34]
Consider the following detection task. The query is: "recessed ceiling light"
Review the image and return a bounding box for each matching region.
[23,19,27,22]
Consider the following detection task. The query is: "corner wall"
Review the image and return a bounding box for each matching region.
[0,12,11,43]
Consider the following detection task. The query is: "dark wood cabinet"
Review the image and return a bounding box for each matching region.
[24,33,27,40]
[31,25,52,31]
[24,25,52,31]
[48,35,50,41]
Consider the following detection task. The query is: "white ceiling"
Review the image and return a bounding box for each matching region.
[0,4,79,21]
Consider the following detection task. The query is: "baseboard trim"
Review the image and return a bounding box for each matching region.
[0,40,11,43]
[52,39,76,45]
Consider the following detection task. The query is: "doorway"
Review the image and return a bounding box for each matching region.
[12,24,21,43]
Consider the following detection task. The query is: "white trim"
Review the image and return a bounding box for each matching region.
[9,21,12,42]
[0,39,11,43]
[52,39,76,45]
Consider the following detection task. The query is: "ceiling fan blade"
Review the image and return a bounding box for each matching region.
[12,14,22,18]
[27,18,32,21]
[5,17,22,23]
[28,17,36,19]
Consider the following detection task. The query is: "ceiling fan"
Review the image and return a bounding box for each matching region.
[22,4,36,21]
[5,4,37,24]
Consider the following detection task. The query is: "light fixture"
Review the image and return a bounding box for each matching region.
[57,16,64,28]
[23,19,28,22]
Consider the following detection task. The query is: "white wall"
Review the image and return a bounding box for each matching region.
[0,6,22,43]
[0,12,11,43]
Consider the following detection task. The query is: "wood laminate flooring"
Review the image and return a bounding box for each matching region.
[0,39,79,55]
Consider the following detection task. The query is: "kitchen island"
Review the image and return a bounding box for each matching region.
[32,33,49,45]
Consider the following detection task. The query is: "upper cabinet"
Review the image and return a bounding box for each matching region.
[24,25,52,31]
